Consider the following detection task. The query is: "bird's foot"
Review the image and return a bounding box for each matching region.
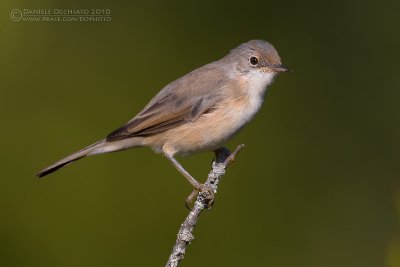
[185,184,215,210]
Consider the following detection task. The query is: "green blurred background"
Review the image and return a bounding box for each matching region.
[1,0,399,266]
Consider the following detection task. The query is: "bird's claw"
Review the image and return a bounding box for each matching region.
[185,184,215,210]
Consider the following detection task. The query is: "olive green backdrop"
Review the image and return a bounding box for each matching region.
[0,0,399,266]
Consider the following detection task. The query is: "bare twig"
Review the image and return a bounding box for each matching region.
[166,144,245,267]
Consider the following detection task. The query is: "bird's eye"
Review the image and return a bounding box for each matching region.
[249,56,259,66]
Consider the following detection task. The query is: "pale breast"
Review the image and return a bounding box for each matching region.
[151,94,261,156]
[144,71,275,156]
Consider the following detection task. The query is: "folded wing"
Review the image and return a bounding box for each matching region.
[106,64,227,141]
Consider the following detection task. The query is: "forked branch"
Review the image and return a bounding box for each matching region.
[165,144,245,267]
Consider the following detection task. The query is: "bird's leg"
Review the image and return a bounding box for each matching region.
[164,154,215,208]
[165,154,201,188]
[183,147,232,209]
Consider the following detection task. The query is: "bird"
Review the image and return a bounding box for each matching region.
[36,39,290,205]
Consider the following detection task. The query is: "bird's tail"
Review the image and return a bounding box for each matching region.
[36,139,107,177]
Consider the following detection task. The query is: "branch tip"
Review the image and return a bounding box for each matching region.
[223,144,245,165]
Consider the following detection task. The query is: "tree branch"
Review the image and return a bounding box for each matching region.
[165,144,245,267]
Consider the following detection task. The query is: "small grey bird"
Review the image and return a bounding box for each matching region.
[37,40,289,203]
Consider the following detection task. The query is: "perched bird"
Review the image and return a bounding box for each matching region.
[37,40,290,204]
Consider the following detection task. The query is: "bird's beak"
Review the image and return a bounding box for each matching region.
[271,64,291,73]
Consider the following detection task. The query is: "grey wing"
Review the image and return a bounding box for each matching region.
[106,64,227,141]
